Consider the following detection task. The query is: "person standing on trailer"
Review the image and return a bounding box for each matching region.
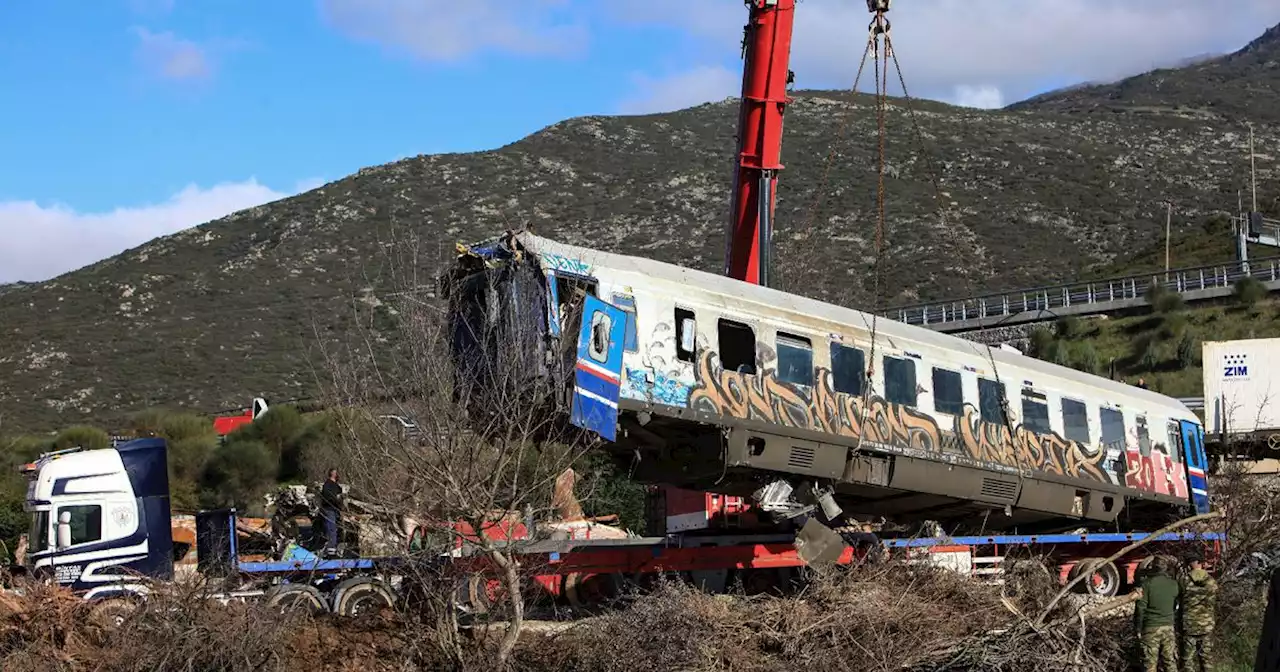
[1135,556,1182,672]
[320,468,344,556]
[1179,553,1218,672]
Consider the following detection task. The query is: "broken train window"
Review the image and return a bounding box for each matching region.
[588,310,612,364]
[978,378,1006,425]
[719,319,757,375]
[675,307,696,363]
[611,293,639,353]
[1137,415,1152,456]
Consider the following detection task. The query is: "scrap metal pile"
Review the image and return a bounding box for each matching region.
[173,468,631,569]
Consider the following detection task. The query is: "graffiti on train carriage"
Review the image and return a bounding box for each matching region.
[1126,445,1189,499]
[669,349,1125,486]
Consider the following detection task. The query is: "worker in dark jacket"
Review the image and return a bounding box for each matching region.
[1179,555,1217,672]
[319,469,344,556]
[1135,556,1182,672]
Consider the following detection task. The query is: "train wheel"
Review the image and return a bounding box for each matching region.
[563,572,623,608]
[263,583,328,616]
[331,577,396,618]
[1073,559,1121,598]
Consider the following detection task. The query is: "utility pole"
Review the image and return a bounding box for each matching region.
[1165,200,1172,280]
[1251,122,1259,214]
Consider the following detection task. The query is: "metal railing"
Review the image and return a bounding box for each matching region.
[1178,397,1205,412]
[885,256,1280,329]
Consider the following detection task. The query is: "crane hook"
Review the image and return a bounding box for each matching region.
[867,0,891,58]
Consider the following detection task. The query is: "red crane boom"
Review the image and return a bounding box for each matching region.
[724,0,796,287]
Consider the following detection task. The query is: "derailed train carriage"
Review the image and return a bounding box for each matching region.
[443,230,1212,535]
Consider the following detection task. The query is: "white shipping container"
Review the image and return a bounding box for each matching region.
[1203,338,1280,435]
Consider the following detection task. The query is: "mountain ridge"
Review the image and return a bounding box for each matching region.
[3,26,1280,433]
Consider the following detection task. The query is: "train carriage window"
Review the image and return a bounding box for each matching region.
[1100,407,1125,451]
[831,343,865,396]
[776,333,814,387]
[1137,415,1152,456]
[932,368,963,415]
[675,308,696,363]
[719,319,757,375]
[611,294,639,353]
[1061,398,1091,444]
[1166,422,1183,463]
[588,310,612,364]
[1021,390,1052,435]
[883,356,917,407]
[978,378,1006,424]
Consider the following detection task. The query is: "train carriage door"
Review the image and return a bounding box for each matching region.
[1180,420,1211,514]
[571,295,628,442]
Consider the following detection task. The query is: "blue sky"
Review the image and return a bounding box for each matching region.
[1,0,1278,283]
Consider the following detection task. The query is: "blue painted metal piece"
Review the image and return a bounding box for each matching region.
[882,531,1224,548]
[1180,420,1212,514]
[570,295,627,442]
[237,558,379,573]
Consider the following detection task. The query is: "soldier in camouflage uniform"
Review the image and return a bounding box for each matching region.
[1135,556,1182,672]
[1179,555,1217,672]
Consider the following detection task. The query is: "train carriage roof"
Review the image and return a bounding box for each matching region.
[514,231,1195,419]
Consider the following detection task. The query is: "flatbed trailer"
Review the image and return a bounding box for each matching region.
[190,508,1223,617]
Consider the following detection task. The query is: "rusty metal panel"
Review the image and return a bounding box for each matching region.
[843,454,891,487]
[795,517,846,568]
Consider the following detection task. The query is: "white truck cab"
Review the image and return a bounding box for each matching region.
[21,438,175,599]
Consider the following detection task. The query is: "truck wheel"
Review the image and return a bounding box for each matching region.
[1073,559,1121,598]
[563,571,623,608]
[263,583,327,616]
[88,597,138,629]
[331,577,396,618]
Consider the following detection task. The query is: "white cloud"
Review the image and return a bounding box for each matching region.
[133,27,211,81]
[618,65,740,115]
[602,0,1280,107]
[950,85,1004,110]
[319,0,588,62]
[0,179,319,284]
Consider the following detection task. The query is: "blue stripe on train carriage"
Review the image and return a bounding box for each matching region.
[571,295,627,442]
[1180,420,1211,514]
[545,271,561,337]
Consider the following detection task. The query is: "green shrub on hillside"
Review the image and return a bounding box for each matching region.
[1069,342,1102,375]
[1176,334,1199,369]
[1054,316,1083,340]
[1028,327,1055,358]
[1158,312,1189,339]
[52,425,109,451]
[1234,276,1267,310]
[200,438,279,512]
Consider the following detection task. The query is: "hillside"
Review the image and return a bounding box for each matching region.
[1012,24,1280,123]
[4,23,1280,432]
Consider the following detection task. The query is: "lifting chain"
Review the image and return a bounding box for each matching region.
[855,0,893,456]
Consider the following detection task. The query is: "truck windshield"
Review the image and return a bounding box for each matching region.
[28,510,49,554]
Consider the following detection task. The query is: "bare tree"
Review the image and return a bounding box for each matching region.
[311,228,602,668]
